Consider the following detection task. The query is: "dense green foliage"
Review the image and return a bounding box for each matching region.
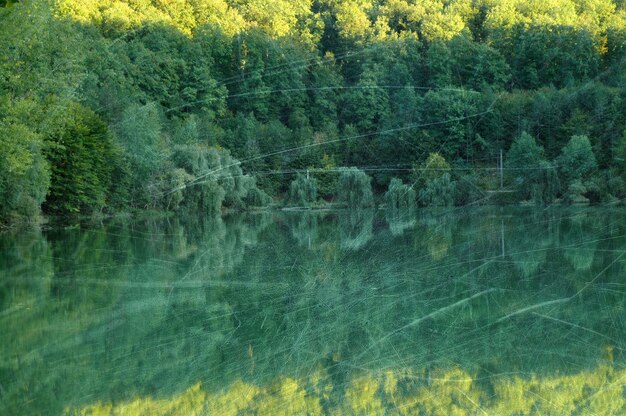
[285,172,318,207]
[384,178,415,210]
[1,0,625,224]
[337,167,374,208]
[412,153,456,207]
[0,101,49,223]
[44,102,122,214]
[506,132,559,203]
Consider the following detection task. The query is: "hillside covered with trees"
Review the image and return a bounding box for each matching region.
[1,0,625,225]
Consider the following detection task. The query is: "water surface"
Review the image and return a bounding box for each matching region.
[1,208,625,415]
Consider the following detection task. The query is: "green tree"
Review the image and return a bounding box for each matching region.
[506,132,548,202]
[337,167,374,208]
[0,108,49,224]
[339,64,391,133]
[557,135,598,184]
[43,103,122,214]
[419,173,456,207]
[384,178,416,210]
[412,152,451,190]
[115,102,166,205]
[286,173,318,207]
[413,153,456,207]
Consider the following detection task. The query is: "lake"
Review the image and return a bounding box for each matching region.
[1,207,625,415]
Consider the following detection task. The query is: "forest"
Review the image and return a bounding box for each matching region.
[1,0,625,225]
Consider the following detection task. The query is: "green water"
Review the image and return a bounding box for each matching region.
[1,208,625,415]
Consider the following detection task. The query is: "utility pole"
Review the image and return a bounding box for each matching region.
[501,219,505,257]
[499,149,503,190]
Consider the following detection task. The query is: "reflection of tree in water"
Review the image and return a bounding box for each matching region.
[561,212,598,271]
[414,210,457,261]
[0,214,276,416]
[286,211,321,248]
[0,231,53,306]
[507,210,556,278]
[174,212,273,280]
[2,209,626,415]
[385,207,416,236]
[339,209,373,250]
[0,231,55,377]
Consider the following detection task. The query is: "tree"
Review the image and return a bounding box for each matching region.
[419,173,456,207]
[0,110,49,224]
[424,41,453,88]
[449,35,511,90]
[557,135,598,184]
[413,153,456,207]
[384,178,415,210]
[339,64,391,133]
[505,132,555,202]
[412,152,451,190]
[419,90,480,160]
[337,167,374,208]
[43,103,122,214]
[286,173,318,207]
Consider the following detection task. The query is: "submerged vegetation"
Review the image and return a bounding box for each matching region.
[1,0,626,225]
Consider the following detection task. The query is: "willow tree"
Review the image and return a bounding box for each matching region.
[384,178,415,210]
[413,153,456,207]
[168,145,265,214]
[384,178,416,236]
[337,167,373,208]
[285,173,317,207]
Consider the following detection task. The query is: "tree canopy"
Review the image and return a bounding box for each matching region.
[1,0,625,224]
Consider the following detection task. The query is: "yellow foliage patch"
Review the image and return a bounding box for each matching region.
[68,362,626,415]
